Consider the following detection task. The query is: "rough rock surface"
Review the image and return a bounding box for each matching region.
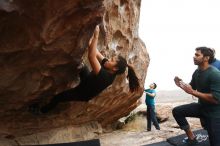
[99,102,202,146]
[0,0,149,142]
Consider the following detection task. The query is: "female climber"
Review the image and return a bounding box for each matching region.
[31,25,140,114]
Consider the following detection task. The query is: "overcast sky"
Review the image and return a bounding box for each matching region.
[139,0,220,90]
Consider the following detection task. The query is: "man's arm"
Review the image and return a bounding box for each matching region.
[88,25,101,75]
[192,90,218,104]
[174,76,218,104]
[144,90,156,97]
[146,92,156,97]
[181,84,218,104]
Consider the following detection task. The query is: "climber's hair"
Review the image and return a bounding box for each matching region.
[115,56,140,92]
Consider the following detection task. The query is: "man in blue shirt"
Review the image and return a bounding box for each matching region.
[144,83,160,131]
[211,49,220,70]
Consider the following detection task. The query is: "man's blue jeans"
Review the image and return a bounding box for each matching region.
[146,105,160,130]
[172,103,220,146]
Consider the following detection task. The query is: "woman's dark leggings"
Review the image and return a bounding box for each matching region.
[41,66,90,113]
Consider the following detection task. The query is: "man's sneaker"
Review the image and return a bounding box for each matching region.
[183,137,199,145]
[196,133,208,143]
[183,133,208,145]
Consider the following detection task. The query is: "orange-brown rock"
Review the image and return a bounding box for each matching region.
[0,0,149,141]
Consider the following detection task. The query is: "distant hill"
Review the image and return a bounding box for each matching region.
[141,89,197,103]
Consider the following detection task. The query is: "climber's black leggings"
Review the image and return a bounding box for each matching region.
[41,66,90,113]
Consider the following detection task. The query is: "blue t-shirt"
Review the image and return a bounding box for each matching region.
[145,89,156,105]
[211,59,220,70]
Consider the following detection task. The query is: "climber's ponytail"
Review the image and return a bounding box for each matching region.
[127,64,140,92]
[116,56,140,92]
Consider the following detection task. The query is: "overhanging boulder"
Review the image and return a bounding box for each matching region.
[0,0,149,140]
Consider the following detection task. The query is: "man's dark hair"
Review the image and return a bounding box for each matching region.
[153,83,157,89]
[195,47,215,64]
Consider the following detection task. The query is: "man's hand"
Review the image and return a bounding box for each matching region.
[145,91,156,97]
[174,76,194,94]
[181,84,194,95]
[174,76,182,87]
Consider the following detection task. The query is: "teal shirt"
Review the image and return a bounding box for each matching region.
[145,89,156,105]
[190,66,220,118]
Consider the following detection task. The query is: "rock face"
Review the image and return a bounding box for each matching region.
[0,0,149,141]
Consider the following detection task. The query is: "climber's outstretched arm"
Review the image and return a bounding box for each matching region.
[88,25,101,75]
